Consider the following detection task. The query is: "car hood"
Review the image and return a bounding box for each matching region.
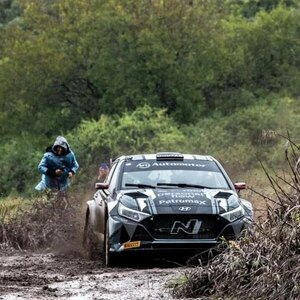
[118,188,238,215]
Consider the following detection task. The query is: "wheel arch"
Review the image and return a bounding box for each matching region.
[85,200,98,230]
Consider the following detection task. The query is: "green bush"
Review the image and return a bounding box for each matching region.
[67,105,185,184]
[181,97,299,174]
[0,137,42,197]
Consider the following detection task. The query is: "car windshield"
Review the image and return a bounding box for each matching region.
[121,160,230,190]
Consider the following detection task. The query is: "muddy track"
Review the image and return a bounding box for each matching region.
[0,194,191,299]
[0,251,189,299]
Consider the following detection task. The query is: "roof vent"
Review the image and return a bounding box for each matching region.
[156,152,184,161]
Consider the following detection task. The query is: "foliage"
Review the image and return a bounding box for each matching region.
[172,143,300,299]
[0,136,42,197]
[232,0,298,18]
[0,196,31,223]
[1,1,299,138]
[0,1,299,196]
[181,97,299,174]
[67,105,185,184]
[1,96,298,197]
[0,0,21,26]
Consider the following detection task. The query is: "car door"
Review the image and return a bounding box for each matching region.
[95,160,121,239]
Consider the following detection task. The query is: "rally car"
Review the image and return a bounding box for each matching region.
[83,152,253,266]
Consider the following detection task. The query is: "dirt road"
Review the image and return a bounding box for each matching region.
[0,251,189,300]
[0,194,193,299]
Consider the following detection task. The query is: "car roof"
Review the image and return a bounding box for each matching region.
[115,152,216,162]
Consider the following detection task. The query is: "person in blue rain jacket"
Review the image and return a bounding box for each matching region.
[35,136,79,192]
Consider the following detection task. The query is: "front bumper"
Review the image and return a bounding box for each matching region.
[108,214,247,253]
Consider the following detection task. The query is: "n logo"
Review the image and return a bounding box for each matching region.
[170,219,202,235]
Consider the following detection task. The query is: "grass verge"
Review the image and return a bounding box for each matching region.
[172,142,300,299]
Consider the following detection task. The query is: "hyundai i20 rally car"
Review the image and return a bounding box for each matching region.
[83,153,253,266]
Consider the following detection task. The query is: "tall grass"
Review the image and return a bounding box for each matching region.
[172,139,300,299]
[0,192,84,254]
[0,197,31,224]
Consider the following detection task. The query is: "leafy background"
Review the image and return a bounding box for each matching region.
[0,0,299,197]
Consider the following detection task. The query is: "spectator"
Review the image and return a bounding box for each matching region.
[97,163,109,182]
[35,136,79,192]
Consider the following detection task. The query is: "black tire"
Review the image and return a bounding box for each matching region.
[105,220,119,267]
[83,212,101,260]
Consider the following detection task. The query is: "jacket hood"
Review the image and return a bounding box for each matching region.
[53,136,70,151]
[52,136,70,153]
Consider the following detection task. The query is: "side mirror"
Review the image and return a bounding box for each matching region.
[234,182,247,190]
[95,182,109,190]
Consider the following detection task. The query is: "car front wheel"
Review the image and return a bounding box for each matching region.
[105,220,119,267]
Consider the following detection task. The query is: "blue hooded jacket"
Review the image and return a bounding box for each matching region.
[35,136,79,191]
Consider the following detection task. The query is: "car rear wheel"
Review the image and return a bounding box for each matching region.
[83,212,101,260]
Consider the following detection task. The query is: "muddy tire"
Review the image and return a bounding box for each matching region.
[83,213,101,260]
[105,220,119,267]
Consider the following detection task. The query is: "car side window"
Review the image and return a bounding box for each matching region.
[105,161,118,185]
[107,160,123,193]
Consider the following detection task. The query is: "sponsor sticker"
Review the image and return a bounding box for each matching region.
[152,162,206,168]
[123,241,141,249]
[136,162,151,169]
[124,160,220,172]
[159,199,207,205]
[157,191,204,198]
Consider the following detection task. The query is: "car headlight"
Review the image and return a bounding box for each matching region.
[119,195,139,210]
[218,195,244,222]
[118,195,151,222]
[220,205,245,222]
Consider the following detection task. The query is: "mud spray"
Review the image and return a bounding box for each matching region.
[0,191,91,258]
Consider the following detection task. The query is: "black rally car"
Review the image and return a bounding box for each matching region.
[83,153,253,266]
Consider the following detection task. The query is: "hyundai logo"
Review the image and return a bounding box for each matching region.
[178,206,191,211]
